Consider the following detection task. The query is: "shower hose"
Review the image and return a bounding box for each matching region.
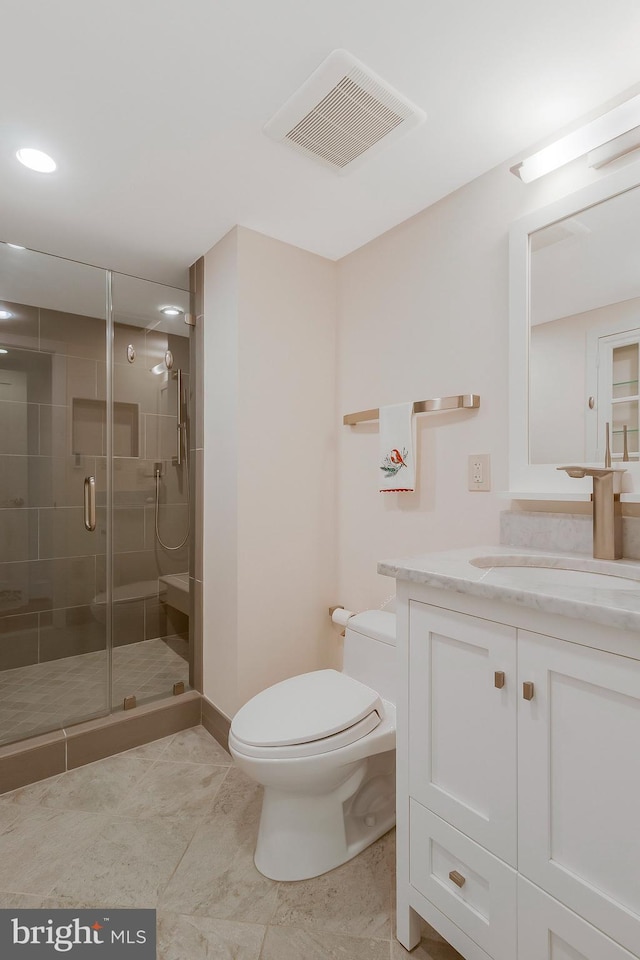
[154,457,190,551]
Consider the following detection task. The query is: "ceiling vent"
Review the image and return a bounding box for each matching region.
[264,50,426,173]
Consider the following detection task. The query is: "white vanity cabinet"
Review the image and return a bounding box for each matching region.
[396,588,640,960]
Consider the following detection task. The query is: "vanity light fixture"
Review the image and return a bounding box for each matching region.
[0,310,13,320]
[511,93,640,183]
[16,148,57,173]
[0,348,8,354]
[159,305,182,317]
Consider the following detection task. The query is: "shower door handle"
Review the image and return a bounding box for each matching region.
[84,476,96,532]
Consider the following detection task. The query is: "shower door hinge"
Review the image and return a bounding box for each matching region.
[173,681,185,696]
[184,313,196,327]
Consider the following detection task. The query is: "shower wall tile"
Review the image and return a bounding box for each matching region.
[0,613,39,669]
[155,371,178,419]
[164,461,189,505]
[0,348,53,404]
[0,402,39,455]
[111,460,186,507]
[27,456,96,508]
[40,309,105,361]
[38,506,106,560]
[0,508,37,562]
[113,551,160,588]
[0,456,30,508]
[113,361,157,415]
[50,355,99,407]
[112,506,145,554]
[190,311,203,450]
[145,414,177,461]
[113,599,145,647]
[144,598,189,640]
[144,597,188,642]
[0,300,38,349]
[38,606,105,662]
[190,576,202,692]
[193,448,203,581]
[169,332,190,371]
[0,557,97,617]
[39,405,68,458]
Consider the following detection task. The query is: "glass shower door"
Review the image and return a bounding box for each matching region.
[0,243,110,746]
[110,272,191,708]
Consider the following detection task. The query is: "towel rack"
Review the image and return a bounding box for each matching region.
[343,393,480,426]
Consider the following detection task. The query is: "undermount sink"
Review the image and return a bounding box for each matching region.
[470,555,640,591]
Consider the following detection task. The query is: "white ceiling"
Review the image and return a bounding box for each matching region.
[2,0,640,287]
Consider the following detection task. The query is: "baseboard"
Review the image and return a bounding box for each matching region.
[201,695,231,752]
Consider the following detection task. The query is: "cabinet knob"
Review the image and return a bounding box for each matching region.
[494,671,505,689]
[522,681,535,701]
[449,870,466,888]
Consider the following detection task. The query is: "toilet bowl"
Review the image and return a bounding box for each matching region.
[229,610,396,881]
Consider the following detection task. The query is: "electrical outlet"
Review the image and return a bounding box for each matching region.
[468,454,491,491]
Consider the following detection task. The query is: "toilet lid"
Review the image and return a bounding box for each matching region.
[231,669,383,748]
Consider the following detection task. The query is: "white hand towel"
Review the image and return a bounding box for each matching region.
[379,402,416,492]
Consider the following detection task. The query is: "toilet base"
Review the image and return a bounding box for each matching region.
[253,752,395,881]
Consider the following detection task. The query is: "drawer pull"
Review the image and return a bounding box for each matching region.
[494,670,505,689]
[448,870,466,888]
[523,681,535,701]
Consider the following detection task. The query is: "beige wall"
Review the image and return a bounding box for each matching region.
[203,141,625,717]
[203,227,338,717]
[335,158,610,610]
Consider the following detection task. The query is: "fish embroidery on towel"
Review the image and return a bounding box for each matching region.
[380,447,409,479]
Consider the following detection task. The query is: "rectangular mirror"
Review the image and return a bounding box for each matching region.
[509,159,640,498]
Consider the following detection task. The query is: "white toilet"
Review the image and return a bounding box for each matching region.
[229,609,396,881]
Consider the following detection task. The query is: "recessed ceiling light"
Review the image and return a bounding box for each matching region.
[16,148,57,173]
[0,309,13,320]
[0,348,7,355]
[6,243,26,250]
[160,305,182,317]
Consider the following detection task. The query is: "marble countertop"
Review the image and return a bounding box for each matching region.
[378,545,640,632]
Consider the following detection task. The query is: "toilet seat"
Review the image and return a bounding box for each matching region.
[230,669,383,758]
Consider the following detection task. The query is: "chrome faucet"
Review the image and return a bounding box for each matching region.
[557,467,624,560]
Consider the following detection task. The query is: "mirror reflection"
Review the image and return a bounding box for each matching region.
[529,185,640,464]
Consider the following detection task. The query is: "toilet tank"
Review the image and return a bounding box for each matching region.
[342,610,397,705]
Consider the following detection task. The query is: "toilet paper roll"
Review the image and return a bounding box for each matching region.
[331,607,355,627]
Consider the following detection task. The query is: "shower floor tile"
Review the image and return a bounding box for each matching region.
[0,725,463,960]
[0,638,189,746]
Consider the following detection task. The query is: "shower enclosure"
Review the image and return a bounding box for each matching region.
[0,243,193,748]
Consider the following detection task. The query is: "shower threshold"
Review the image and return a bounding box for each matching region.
[0,637,189,749]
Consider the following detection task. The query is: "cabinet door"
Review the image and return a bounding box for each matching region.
[518,630,640,958]
[409,603,517,865]
[518,877,638,960]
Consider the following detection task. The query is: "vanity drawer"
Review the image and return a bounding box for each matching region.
[409,800,517,960]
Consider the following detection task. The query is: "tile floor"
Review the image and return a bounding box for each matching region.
[0,638,189,746]
[0,725,463,959]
